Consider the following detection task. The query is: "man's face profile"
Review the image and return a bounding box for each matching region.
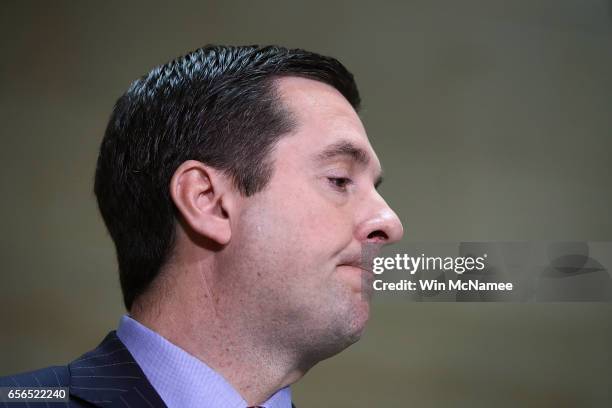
[215,76,403,363]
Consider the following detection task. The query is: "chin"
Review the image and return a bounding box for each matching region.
[333,297,370,351]
[348,298,371,340]
[306,300,370,364]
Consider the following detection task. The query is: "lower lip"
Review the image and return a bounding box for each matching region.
[337,265,373,292]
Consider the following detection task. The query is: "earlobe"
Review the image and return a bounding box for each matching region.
[169,160,233,246]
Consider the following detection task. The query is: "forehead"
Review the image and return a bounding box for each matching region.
[273,76,381,169]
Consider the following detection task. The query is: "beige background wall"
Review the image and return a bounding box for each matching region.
[1,1,611,406]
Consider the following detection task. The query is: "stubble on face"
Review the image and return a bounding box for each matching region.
[219,195,369,366]
[216,76,382,368]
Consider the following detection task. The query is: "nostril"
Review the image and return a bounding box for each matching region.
[367,230,388,242]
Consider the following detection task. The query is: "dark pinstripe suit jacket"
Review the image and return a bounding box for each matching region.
[0,331,298,408]
[0,331,166,407]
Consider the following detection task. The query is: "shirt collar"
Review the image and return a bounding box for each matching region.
[116,314,292,408]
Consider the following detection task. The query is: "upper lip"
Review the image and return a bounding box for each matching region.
[337,244,382,273]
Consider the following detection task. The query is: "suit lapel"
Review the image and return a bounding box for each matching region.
[68,331,167,407]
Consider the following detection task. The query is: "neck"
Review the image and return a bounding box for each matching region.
[130,263,307,406]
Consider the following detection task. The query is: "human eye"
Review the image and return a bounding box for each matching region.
[327,176,353,192]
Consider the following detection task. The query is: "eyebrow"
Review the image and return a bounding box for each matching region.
[314,140,384,188]
[316,140,370,165]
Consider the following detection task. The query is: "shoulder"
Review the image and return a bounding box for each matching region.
[0,365,69,387]
[0,366,80,408]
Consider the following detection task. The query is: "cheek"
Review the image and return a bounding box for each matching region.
[236,181,356,277]
[276,190,354,251]
[234,198,310,273]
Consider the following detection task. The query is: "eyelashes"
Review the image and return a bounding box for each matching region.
[327,177,353,192]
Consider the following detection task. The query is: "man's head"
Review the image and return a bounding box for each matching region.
[95,45,403,365]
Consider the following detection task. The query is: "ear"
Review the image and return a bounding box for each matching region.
[169,160,234,246]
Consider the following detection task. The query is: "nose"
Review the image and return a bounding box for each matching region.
[355,194,404,245]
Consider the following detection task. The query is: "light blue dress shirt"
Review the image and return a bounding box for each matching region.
[116,315,293,408]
